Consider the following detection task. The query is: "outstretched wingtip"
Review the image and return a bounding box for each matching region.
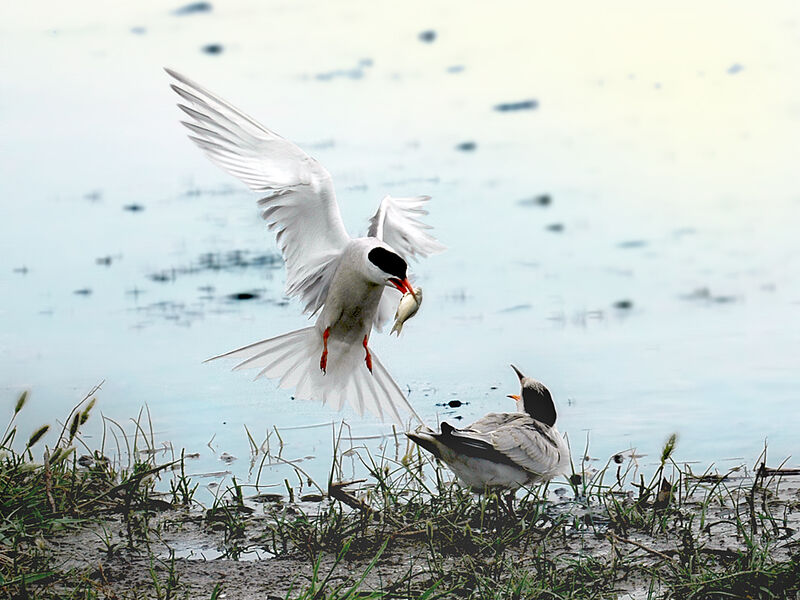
[164,67,187,83]
[164,69,204,95]
[163,67,186,84]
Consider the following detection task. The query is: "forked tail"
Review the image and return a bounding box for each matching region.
[206,327,422,427]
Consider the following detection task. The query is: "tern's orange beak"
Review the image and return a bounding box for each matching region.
[507,394,521,401]
[390,278,415,295]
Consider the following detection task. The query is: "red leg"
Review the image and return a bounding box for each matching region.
[320,327,330,374]
[363,335,372,373]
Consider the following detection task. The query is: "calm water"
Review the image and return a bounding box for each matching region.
[2,1,800,493]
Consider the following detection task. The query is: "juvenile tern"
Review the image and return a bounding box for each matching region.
[166,69,444,426]
[407,365,570,490]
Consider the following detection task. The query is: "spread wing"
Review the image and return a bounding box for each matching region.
[166,69,350,314]
[367,195,445,261]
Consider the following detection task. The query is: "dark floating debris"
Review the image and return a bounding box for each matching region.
[13,266,28,275]
[150,272,172,283]
[518,194,551,207]
[455,141,477,152]
[613,300,633,310]
[418,30,437,43]
[494,99,538,112]
[228,291,260,301]
[727,63,744,75]
[83,190,102,202]
[123,203,144,212]
[95,256,113,266]
[73,288,92,296]
[202,43,223,55]
[436,399,467,408]
[545,223,564,233]
[446,65,464,74]
[173,2,212,16]
[148,250,282,283]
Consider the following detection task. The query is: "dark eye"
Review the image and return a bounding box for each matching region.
[368,247,407,279]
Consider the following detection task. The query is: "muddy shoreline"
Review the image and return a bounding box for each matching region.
[45,466,800,599]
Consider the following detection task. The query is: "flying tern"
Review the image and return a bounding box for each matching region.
[166,69,444,426]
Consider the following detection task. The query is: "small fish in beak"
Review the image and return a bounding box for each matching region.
[391,287,423,336]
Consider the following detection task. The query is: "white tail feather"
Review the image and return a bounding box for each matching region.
[206,327,422,426]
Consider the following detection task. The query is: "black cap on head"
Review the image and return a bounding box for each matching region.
[511,365,557,427]
[368,247,407,279]
[521,381,557,427]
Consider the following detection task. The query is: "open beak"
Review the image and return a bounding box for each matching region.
[507,394,521,401]
[389,277,415,296]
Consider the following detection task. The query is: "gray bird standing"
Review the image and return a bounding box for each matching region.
[407,365,570,490]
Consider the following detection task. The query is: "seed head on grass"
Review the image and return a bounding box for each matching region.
[14,390,28,415]
[661,433,678,465]
[68,412,81,441]
[27,424,50,449]
[79,397,96,425]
